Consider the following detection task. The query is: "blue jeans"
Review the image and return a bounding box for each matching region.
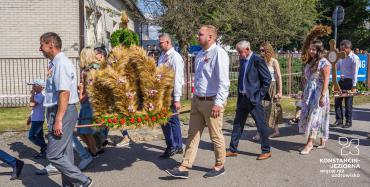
[0,150,16,168]
[161,107,183,151]
[100,127,109,140]
[29,121,47,150]
[121,130,129,137]
[72,135,92,160]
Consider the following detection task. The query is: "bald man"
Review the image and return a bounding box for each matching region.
[165,25,230,179]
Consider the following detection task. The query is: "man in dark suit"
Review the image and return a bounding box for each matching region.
[226,40,272,160]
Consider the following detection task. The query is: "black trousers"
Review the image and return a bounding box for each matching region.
[229,94,270,154]
[334,79,353,123]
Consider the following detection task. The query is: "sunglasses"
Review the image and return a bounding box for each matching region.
[159,41,168,45]
[260,49,265,52]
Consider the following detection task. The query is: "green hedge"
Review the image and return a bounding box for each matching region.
[111,28,139,47]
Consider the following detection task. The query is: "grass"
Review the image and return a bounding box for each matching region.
[1,95,369,132]
[177,95,370,123]
[0,107,33,131]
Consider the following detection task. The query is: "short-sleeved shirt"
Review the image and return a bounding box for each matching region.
[43,52,79,107]
[31,92,45,121]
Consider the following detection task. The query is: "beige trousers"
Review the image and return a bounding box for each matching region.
[181,97,226,168]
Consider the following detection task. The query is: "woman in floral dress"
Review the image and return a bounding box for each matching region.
[299,40,331,155]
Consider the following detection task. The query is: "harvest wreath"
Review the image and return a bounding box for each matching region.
[84,45,175,129]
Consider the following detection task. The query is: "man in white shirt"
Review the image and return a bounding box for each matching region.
[157,33,184,158]
[166,25,230,179]
[40,32,92,187]
[334,40,360,128]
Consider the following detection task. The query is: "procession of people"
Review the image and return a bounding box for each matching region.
[0,22,365,186]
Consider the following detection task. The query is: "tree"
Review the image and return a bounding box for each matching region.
[317,0,370,51]
[110,12,140,47]
[143,0,320,53]
[217,0,320,50]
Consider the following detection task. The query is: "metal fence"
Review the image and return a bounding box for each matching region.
[182,53,303,99]
[0,57,80,107]
[1,53,303,107]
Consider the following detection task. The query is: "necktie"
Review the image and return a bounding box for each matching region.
[47,62,54,77]
[164,54,169,66]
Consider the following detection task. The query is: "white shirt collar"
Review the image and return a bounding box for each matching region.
[165,47,175,55]
[50,52,64,65]
[242,51,253,61]
[203,43,217,54]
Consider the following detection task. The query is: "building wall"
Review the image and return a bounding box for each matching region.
[84,0,148,50]
[0,0,80,58]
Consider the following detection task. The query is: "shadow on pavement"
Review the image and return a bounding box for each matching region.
[4,142,60,186]
[328,130,370,147]
[8,142,49,166]
[84,143,178,173]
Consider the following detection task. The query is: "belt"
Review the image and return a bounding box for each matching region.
[48,103,76,108]
[195,95,216,101]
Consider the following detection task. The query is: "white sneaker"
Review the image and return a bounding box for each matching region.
[45,164,58,172]
[35,163,60,175]
[78,157,93,171]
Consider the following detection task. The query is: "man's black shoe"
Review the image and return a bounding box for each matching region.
[203,167,225,178]
[82,177,93,187]
[10,159,24,180]
[159,149,176,158]
[332,120,343,127]
[342,122,352,128]
[102,140,109,147]
[165,167,189,179]
[176,148,183,154]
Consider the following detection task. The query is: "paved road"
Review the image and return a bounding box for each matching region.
[1,104,370,187]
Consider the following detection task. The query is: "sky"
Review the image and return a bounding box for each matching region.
[137,0,161,40]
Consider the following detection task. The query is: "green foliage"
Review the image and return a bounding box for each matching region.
[317,0,370,51]
[110,29,139,47]
[357,82,369,92]
[218,0,320,49]
[157,0,320,54]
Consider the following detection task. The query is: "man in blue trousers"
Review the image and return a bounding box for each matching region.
[157,33,184,158]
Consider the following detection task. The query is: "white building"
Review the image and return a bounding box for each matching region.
[0,0,148,106]
[0,0,149,58]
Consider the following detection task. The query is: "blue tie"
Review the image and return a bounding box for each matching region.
[239,59,247,93]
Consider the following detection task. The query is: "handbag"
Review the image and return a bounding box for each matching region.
[264,99,283,128]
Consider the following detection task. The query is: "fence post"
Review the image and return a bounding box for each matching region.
[287,53,292,95]
[185,56,191,100]
[367,54,370,88]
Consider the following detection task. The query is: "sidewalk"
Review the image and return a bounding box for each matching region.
[0,104,369,187]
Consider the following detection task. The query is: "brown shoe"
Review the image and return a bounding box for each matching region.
[226,151,238,157]
[257,152,272,160]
